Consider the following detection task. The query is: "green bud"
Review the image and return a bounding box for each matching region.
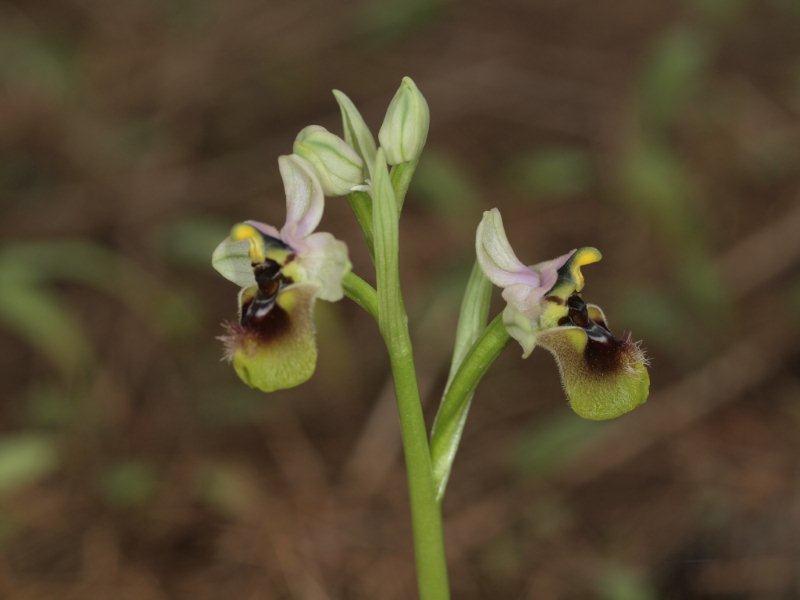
[293,125,364,196]
[378,77,430,165]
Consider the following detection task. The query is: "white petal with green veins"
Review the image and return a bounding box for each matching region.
[502,303,538,358]
[294,232,351,302]
[212,238,256,288]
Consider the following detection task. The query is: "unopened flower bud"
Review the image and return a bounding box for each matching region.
[293,125,364,196]
[378,77,429,165]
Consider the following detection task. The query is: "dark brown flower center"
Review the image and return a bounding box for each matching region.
[241,258,293,338]
[559,294,630,373]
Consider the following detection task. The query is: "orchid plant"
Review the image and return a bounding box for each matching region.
[211,76,650,599]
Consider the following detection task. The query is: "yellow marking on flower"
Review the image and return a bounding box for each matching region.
[281,261,304,283]
[265,247,292,264]
[231,223,266,263]
[538,300,569,330]
[569,247,602,292]
[546,246,603,302]
[276,286,299,311]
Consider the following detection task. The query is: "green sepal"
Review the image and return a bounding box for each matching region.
[332,89,377,172]
[545,247,602,304]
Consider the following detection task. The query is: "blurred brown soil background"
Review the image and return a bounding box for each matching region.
[2,0,800,598]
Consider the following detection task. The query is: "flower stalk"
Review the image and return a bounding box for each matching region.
[370,149,450,599]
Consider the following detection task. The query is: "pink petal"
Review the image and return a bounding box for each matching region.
[530,249,575,293]
[245,220,281,240]
[476,208,540,288]
[278,154,324,243]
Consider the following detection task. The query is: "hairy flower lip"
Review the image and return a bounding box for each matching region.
[475,207,649,419]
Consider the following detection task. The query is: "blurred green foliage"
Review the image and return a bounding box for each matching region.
[0,279,94,376]
[154,217,232,269]
[196,462,259,517]
[693,0,750,24]
[506,147,593,200]
[597,565,656,600]
[413,150,479,217]
[0,239,199,378]
[23,383,76,428]
[615,23,731,351]
[100,461,159,509]
[355,0,445,43]
[0,29,77,101]
[514,413,601,478]
[638,27,711,131]
[0,434,58,497]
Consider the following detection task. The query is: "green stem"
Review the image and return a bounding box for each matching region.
[345,273,451,597]
[345,160,416,259]
[370,149,450,599]
[430,314,511,500]
[386,321,450,599]
[342,272,378,319]
[390,159,418,213]
[346,191,374,255]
